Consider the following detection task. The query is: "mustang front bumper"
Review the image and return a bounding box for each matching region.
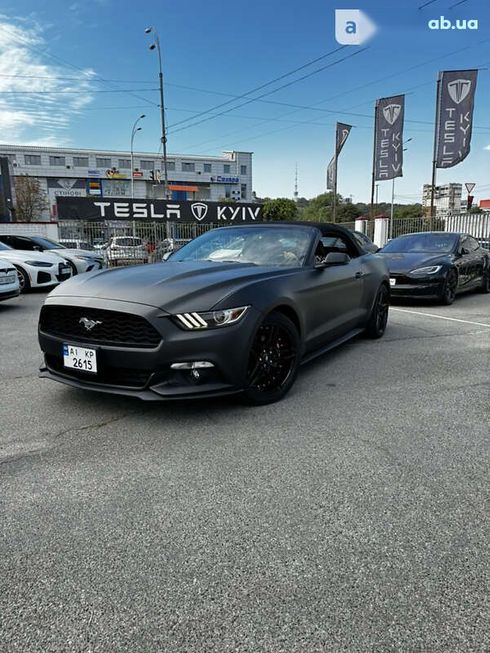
[38,296,262,400]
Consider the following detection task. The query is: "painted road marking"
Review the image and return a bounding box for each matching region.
[391,307,490,329]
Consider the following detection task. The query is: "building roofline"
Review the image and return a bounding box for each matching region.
[0,143,253,160]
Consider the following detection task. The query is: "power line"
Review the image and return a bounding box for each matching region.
[168,47,369,135]
[167,46,347,130]
[0,24,159,108]
[182,39,490,151]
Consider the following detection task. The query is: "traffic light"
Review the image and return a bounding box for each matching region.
[467,195,474,210]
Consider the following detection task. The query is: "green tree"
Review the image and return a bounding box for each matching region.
[262,198,298,222]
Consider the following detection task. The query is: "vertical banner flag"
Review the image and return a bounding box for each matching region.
[436,70,478,168]
[326,157,336,191]
[374,95,405,181]
[336,122,352,155]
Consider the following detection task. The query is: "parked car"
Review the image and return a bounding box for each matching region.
[379,231,490,304]
[59,239,92,250]
[0,235,104,276]
[0,259,20,301]
[38,223,390,405]
[104,236,149,266]
[0,242,72,292]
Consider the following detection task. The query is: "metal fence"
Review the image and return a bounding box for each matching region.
[58,213,490,267]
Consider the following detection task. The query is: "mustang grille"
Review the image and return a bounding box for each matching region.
[40,305,161,348]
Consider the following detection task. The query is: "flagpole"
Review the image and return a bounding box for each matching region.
[370,100,378,219]
[430,74,442,230]
[332,150,338,223]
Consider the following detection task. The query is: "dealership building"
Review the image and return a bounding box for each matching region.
[0,144,253,221]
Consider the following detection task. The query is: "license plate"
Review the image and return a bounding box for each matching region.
[389,278,396,287]
[63,344,97,373]
[0,274,16,285]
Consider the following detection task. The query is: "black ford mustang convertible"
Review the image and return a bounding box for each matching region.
[39,223,390,404]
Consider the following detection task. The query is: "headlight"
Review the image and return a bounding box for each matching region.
[74,255,95,261]
[410,265,442,275]
[174,306,249,330]
[25,261,54,268]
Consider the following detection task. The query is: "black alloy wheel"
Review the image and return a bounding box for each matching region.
[365,284,390,339]
[439,269,457,305]
[15,266,30,292]
[243,311,301,405]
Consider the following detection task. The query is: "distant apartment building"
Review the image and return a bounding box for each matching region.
[0,144,253,221]
[422,183,462,216]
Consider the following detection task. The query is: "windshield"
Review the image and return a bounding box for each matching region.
[382,233,457,254]
[172,226,313,267]
[0,242,13,251]
[32,237,65,250]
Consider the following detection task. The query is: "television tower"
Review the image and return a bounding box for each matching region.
[294,164,298,202]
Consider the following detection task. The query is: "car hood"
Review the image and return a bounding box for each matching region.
[48,260,294,312]
[0,249,68,265]
[379,252,451,273]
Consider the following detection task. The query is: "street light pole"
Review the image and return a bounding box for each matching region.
[130,114,145,199]
[145,27,169,200]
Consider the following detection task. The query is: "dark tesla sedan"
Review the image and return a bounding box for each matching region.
[380,231,490,304]
[38,223,389,404]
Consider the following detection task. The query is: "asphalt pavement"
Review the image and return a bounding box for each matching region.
[1,290,489,652]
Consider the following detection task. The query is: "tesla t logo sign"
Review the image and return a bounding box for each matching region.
[382,104,402,125]
[79,317,102,331]
[191,202,208,221]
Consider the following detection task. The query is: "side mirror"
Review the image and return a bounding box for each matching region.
[162,251,173,261]
[461,247,470,256]
[324,252,350,266]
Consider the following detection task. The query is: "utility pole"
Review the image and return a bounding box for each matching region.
[145,27,169,200]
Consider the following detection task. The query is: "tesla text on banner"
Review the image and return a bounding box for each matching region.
[436,69,478,168]
[374,95,405,181]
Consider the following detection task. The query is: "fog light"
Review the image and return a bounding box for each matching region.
[170,361,214,370]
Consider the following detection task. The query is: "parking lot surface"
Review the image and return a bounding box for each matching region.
[1,291,489,652]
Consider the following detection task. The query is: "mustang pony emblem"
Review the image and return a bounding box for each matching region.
[79,317,102,331]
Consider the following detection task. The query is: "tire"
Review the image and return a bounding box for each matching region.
[242,311,301,405]
[15,266,30,293]
[478,268,490,293]
[67,260,78,276]
[439,269,457,305]
[364,284,390,339]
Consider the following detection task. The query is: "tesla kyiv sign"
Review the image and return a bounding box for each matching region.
[56,197,263,223]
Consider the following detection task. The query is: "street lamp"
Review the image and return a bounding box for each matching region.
[130,114,145,198]
[145,26,169,199]
[389,138,413,240]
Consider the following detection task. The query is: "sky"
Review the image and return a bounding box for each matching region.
[0,0,489,204]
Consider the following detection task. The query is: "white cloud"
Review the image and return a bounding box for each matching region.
[0,17,94,145]
[485,145,490,150]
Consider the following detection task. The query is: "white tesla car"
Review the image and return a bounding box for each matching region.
[0,242,72,292]
[0,235,105,275]
[0,259,20,301]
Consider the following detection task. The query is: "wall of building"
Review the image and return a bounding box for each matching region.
[0,145,253,221]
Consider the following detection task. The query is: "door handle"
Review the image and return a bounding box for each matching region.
[355,271,364,279]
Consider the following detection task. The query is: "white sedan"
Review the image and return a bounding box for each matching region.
[0,259,20,301]
[0,242,72,292]
[0,235,105,275]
